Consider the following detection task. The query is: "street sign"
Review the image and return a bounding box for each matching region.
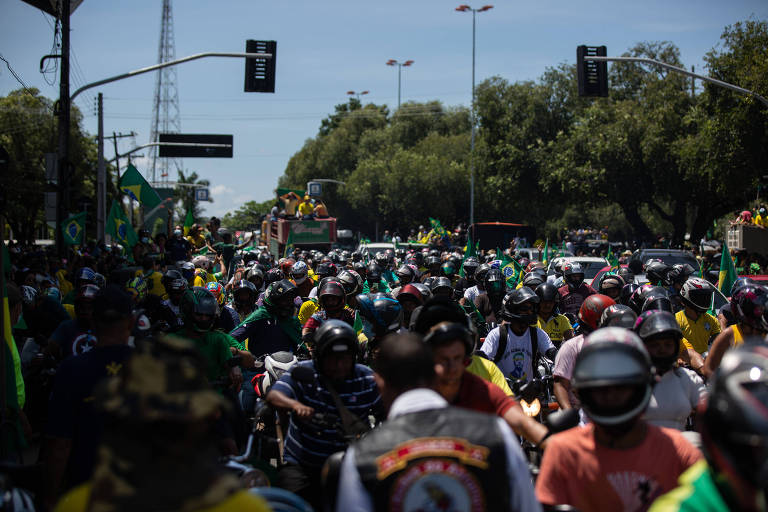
[307,181,322,197]
[158,134,233,158]
[45,192,57,222]
[577,45,609,97]
[195,188,210,201]
[245,40,276,93]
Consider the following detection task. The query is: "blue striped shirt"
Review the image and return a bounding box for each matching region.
[271,361,383,468]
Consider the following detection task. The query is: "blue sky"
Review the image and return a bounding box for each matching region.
[2,0,766,219]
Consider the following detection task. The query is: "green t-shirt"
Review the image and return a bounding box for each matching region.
[650,460,732,512]
[174,329,233,384]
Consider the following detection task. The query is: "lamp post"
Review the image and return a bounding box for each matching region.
[346,90,369,103]
[455,4,493,228]
[385,59,414,109]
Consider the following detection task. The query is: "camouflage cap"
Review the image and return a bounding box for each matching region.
[97,335,228,422]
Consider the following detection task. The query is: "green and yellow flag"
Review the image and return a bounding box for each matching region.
[498,248,523,287]
[606,245,619,269]
[718,240,738,297]
[106,200,138,248]
[183,209,194,236]
[119,164,161,210]
[60,212,86,245]
[541,239,549,266]
[1,264,25,456]
[284,230,294,258]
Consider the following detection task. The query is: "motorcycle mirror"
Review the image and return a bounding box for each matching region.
[545,409,579,434]
[291,365,316,384]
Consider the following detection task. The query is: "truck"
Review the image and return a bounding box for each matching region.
[261,217,337,259]
[469,222,536,251]
[726,224,768,256]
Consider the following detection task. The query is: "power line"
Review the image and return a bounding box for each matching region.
[0,54,55,114]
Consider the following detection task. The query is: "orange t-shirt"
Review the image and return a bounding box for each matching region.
[536,423,702,512]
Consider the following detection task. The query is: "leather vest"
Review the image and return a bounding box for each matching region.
[558,284,595,315]
[354,407,512,512]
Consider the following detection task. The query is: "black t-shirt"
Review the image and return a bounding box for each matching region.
[46,344,134,489]
[50,319,97,359]
[165,237,192,262]
[22,296,70,340]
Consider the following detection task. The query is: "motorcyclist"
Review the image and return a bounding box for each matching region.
[160,272,186,330]
[266,319,384,510]
[230,280,302,358]
[48,284,99,360]
[429,276,454,301]
[651,345,768,512]
[536,328,702,511]
[362,263,390,293]
[230,279,259,322]
[61,267,97,305]
[454,255,479,296]
[357,293,404,364]
[463,262,490,304]
[395,283,423,327]
[480,287,556,382]
[206,281,240,333]
[597,273,624,302]
[473,267,506,324]
[302,279,356,339]
[634,310,707,436]
[558,261,597,315]
[290,260,315,299]
[666,263,696,311]
[535,282,574,348]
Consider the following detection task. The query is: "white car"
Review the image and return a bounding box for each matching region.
[547,256,609,286]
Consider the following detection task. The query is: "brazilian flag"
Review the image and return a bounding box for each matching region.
[1,256,25,456]
[106,200,138,247]
[119,164,161,210]
[718,240,738,297]
[60,212,86,245]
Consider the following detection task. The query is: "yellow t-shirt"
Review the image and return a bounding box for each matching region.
[536,315,573,344]
[63,303,76,320]
[54,483,271,512]
[732,324,744,347]
[298,201,314,215]
[186,233,207,250]
[56,269,73,298]
[135,269,168,299]
[676,309,720,354]
[466,355,514,396]
[754,214,768,227]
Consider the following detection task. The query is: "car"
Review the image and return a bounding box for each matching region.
[546,256,609,286]
[628,248,699,285]
[356,242,430,258]
[516,247,573,262]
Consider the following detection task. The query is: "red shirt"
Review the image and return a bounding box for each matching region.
[536,422,702,512]
[452,371,517,417]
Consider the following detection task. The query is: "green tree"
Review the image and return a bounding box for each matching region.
[174,170,210,224]
[221,198,274,231]
[0,88,100,244]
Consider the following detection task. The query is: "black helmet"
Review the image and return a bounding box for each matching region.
[337,270,362,296]
[522,272,545,290]
[484,268,505,297]
[535,282,559,303]
[430,276,453,298]
[313,319,358,364]
[502,287,539,324]
[475,263,491,285]
[350,251,362,263]
[353,261,367,276]
[599,304,637,329]
[462,256,479,276]
[180,287,219,332]
[425,255,441,269]
[423,321,475,357]
[617,267,635,286]
[680,277,715,312]
[562,261,585,291]
[731,277,756,298]
[732,285,768,333]
[645,261,670,287]
[411,283,432,302]
[265,268,286,285]
[315,262,336,280]
[620,283,639,307]
[374,252,390,268]
[628,284,661,314]
[634,309,682,373]
[263,280,298,318]
[598,274,625,299]
[641,292,673,313]
[356,293,403,338]
[573,328,654,426]
[318,280,346,313]
[366,263,382,284]
[701,345,768,491]
[258,252,272,267]
[667,264,695,286]
[395,264,414,285]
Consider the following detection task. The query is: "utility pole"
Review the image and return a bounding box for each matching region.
[691,66,696,98]
[110,131,136,186]
[97,93,105,241]
[55,0,71,256]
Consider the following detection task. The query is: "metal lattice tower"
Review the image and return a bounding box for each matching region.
[148,0,182,184]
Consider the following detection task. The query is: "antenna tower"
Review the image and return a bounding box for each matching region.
[148,0,182,184]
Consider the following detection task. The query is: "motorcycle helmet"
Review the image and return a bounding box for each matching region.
[397,284,424,305]
[366,264,383,285]
[680,277,715,313]
[205,282,225,305]
[731,277,756,298]
[634,309,682,371]
[562,261,585,291]
[313,319,358,367]
[441,262,456,278]
[667,264,695,287]
[578,294,616,333]
[462,256,479,277]
[177,261,195,282]
[484,268,505,297]
[263,280,299,319]
[318,280,346,314]
[732,285,768,333]
[620,283,639,307]
[617,267,635,287]
[598,274,625,301]
[423,321,475,357]
[522,272,545,290]
[430,277,454,299]
[374,252,390,269]
[125,276,148,302]
[395,264,414,286]
[265,268,286,286]
[425,255,441,271]
[535,282,559,304]
[411,283,432,302]
[246,267,265,289]
[474,264,491,287]
[641,291,674,313]
[356,293,403,338]
[501,287,539,324]
[180,287,220,332]
[291,261,309,285]
[645,261,670,287]
[337,270,361,297]
[572,328,654,426]
[599,304,637,329]
[278,257,296,276]
[258,252,272,268]
[628,284,658,315]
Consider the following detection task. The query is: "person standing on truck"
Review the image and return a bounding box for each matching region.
[279,191,302,217]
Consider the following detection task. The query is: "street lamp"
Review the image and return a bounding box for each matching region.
[346,90,370,102]
[385,59,414,109]
[455,4,493,228]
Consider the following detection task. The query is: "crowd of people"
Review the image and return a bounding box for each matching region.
[1,225,767,511]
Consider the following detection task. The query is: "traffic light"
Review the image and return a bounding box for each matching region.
[577,45,608,97]
[245,40,276,93]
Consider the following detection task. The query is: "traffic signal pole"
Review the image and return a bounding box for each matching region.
[55,0,71,256]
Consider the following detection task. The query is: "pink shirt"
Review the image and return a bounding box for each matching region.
[553,334,585,408]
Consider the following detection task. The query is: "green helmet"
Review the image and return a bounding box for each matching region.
[180,287,219,332]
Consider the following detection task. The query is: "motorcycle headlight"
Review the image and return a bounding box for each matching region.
[520,398,541,417]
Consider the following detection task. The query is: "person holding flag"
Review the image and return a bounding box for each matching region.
[105,200,138,254]
[60,212,87,247]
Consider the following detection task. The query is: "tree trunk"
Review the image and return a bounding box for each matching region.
[620,202,653,242]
